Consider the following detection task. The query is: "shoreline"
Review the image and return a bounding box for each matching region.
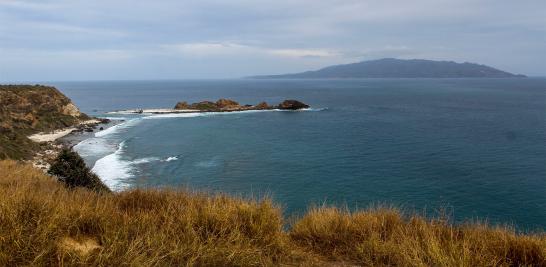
[107,108,199,114]
[29,118,122,171]
[28,119,103,143]
[32,105,320,188]
[108,107,276,115]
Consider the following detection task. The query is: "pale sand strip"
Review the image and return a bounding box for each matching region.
[107,108,198,114]
[29,128,76,142]
[28,119,101,143]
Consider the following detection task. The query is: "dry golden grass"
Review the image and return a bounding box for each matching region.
[291,207,546,266]
[0,160,288,266]
[1,160,545,266]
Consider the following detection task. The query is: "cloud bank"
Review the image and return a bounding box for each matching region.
[1,0,544,80]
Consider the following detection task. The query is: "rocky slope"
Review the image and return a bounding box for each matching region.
[0,85,90,159]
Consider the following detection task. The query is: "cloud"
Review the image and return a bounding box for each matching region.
[0,48,135,81]
[341,45,415,59]
[2,48,133,64]
[0,0,59,10]
[161,42,253,56]
[1,0,545,80]
[162,42,341,59]
[268,49,340,58]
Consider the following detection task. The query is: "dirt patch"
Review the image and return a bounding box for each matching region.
[60,237,101,256]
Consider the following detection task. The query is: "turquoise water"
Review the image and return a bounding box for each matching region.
[50,79,546,230]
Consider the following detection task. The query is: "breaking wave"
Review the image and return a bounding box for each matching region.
[79,107,326,191]
[164,156,179,162]
[95,118,142,137]
[91,141,132,191]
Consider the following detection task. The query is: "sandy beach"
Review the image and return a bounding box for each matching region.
[28,119,102,143]
[107,108,198,114]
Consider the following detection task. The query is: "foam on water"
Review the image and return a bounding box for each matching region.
[84,108,326,191]
[165,156,178,162]
[100,116,129,120]
[143,109,274,119]
[132,157,161,164]
[143,108,325,119]
[95,118,141,137]
[73,137,115,158]
[90,143,165,190]
[306,107,328,112]
[91,141,132,191]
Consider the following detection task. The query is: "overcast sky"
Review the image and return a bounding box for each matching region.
[1,0,545,81]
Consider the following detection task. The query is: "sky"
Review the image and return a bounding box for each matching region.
[1,0,545,81]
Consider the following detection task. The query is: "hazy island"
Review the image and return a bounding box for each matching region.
[250,58,527,79]
[0,84,544,266]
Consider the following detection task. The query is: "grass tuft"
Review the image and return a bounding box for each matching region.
[290,206,546,266]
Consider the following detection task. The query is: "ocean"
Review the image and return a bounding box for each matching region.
[49,78,546,230]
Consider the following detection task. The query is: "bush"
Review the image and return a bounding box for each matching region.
[48,149,110,192]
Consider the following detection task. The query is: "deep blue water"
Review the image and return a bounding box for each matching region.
[49,79,546,230]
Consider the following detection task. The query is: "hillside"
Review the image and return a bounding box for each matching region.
[250,58,526,79]
[0,85,90,159]
[0,160,544,266]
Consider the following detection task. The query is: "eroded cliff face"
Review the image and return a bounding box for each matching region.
[0,85,88,159]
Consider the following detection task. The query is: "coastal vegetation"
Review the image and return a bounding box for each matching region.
[0,85,90,160]
[1,160,544,266]
[48,149,110,192]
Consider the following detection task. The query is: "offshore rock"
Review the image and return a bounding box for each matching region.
[189,101,219,111]
[216,99,240,109]
[254,102,271,110]
[174,101,190,110]
[277,100,310,110]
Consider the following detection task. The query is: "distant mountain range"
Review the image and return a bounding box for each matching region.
[249,58,526,79]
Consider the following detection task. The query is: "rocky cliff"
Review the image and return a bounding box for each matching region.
[0,85,89,159]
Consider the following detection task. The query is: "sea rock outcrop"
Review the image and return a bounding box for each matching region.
[172,99,309,112]
[189,101,219,111]
[174,101,190,110]
[277,100,310,110]
[216,99,241,109]
[254,102,271,110]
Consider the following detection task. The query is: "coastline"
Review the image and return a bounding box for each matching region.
[2,83,546,265]
[28,119,103,143]
[29,118,123,172]
[64,106,323,191]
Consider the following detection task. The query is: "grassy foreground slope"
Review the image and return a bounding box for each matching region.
[1,160,545,266]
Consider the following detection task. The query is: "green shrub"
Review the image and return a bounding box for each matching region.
[48,149,110,192]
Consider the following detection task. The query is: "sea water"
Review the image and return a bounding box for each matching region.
[50,78,546,230]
